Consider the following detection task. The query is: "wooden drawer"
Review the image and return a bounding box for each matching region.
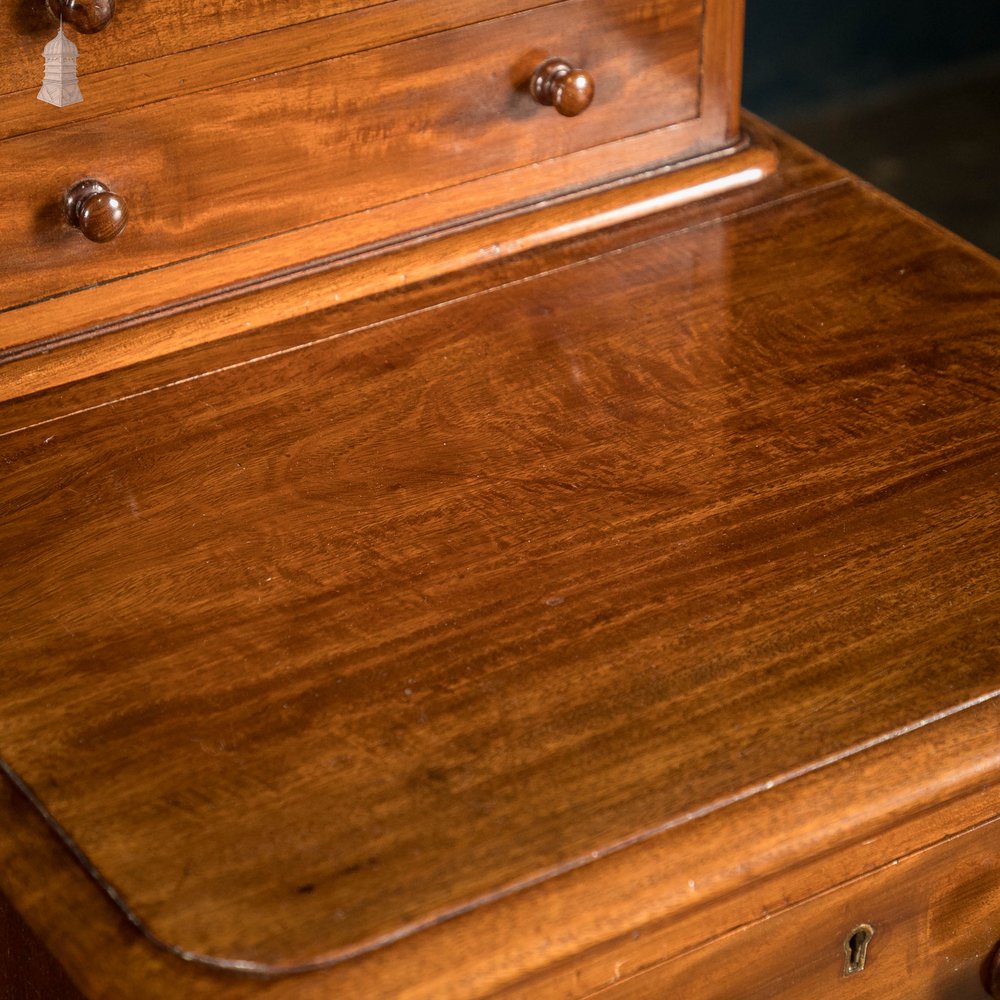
[0,0,721,319]
[596,816,1000,1000]
[0,1,580,140]
[1,0,410,98]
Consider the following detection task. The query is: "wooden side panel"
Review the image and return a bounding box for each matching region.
[0,890,85,1000]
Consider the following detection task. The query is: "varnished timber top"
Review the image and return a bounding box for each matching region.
[1,122,1000,998]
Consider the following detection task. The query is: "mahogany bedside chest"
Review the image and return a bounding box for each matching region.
[1,2,999,999]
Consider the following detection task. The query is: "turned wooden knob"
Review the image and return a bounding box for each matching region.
[65,179,128,243]
[529,57,595,117]
[45,0,115,33]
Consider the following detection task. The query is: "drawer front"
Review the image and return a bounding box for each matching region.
[0,0,704,311]
[2,0,386,99]
[599,816,1000,1000]
[2,1,571,141]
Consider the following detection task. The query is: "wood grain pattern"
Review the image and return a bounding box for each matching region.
[1,151,999,996]
[64,178,128,243]
[0,0,568,140]
[0,0,704,312]
[0,117,745,359]
[2,0,388,97]
[598,815,1000,1000]
[3,701,1000,999]
[0,134,776,402]
[493,705,1000,1000]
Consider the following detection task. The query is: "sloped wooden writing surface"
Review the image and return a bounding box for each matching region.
[1,142,999,988]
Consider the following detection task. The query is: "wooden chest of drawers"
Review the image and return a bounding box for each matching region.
[0,0,744,356]
[1,3,999,1000]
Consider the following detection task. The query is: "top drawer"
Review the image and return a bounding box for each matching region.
[2,0,396,98]
[1,1,565,139]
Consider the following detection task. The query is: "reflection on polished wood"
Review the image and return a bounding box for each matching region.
[1,121,999,998]
[0,135,775,403]
[44,0,115,34]
[530,57,596,116]
[64,179,128,244]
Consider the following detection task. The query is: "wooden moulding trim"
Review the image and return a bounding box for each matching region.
[1,694,998,999]
[0,119,738,355]
[0,136,775,404]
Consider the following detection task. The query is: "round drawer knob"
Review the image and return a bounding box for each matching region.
[989,945,1000,997]
[530,57,595,117]
[45,0,115,34]
[65,179,128,243]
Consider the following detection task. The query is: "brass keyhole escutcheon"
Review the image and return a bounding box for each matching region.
[843,924,874,976]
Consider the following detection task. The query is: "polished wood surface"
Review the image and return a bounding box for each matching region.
[1,0,745,353]
[530,57,595,116]
[1,0,704,312]
[3,0,412,98]
[0,119,750,360]
[1,129,999,997]
[1,0,594,140]
[4,700,999,1000]
[43,0,114,34]
[64,178,128,243]
[6,0,994,995]
[0,135,775,403]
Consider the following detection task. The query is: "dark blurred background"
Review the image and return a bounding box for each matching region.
[742,0,1000,257]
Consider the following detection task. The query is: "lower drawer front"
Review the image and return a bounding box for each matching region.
[605,816,1000,1000]
[0,0,704,311]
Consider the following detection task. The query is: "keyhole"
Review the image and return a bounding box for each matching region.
[843,924,874,976]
